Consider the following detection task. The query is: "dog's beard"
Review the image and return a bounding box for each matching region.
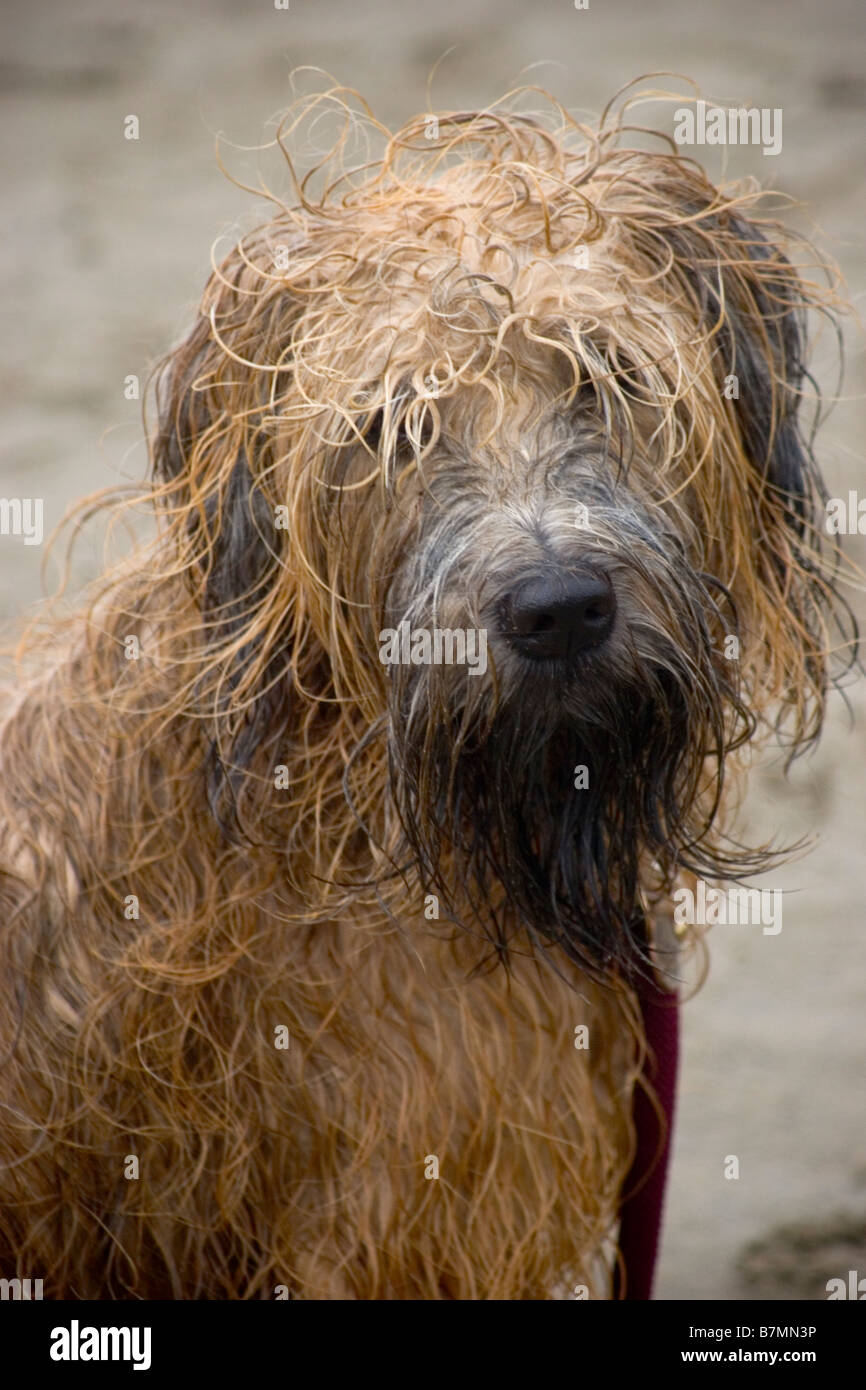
[385,602,752,979]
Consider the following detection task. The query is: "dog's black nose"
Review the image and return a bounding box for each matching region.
[504,570,616,659]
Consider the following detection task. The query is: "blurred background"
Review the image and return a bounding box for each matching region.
[1,0,864,1299]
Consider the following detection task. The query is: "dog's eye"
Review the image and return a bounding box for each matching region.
[363,411,383,452]
[360,410,433,456]
[574,380,601,411]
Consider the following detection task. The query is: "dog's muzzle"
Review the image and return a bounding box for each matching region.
[501,566,617,660]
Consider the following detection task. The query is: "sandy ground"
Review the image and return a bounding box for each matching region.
[1,0,864,1300]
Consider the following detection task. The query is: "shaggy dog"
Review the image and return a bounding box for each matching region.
[0,86,854,1299]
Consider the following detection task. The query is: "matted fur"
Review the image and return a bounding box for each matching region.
[0,82,855,1299]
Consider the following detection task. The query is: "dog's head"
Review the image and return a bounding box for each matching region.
[152,94,854,976]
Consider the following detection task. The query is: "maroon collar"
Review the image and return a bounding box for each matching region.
[613,976,680,1300]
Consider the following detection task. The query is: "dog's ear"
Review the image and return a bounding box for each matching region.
[589,153,832,537]
[652,201,823,534]
[154,314,277,597]
[601,156,855,748]
[151,298,294,833]
[694,213,817,530]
